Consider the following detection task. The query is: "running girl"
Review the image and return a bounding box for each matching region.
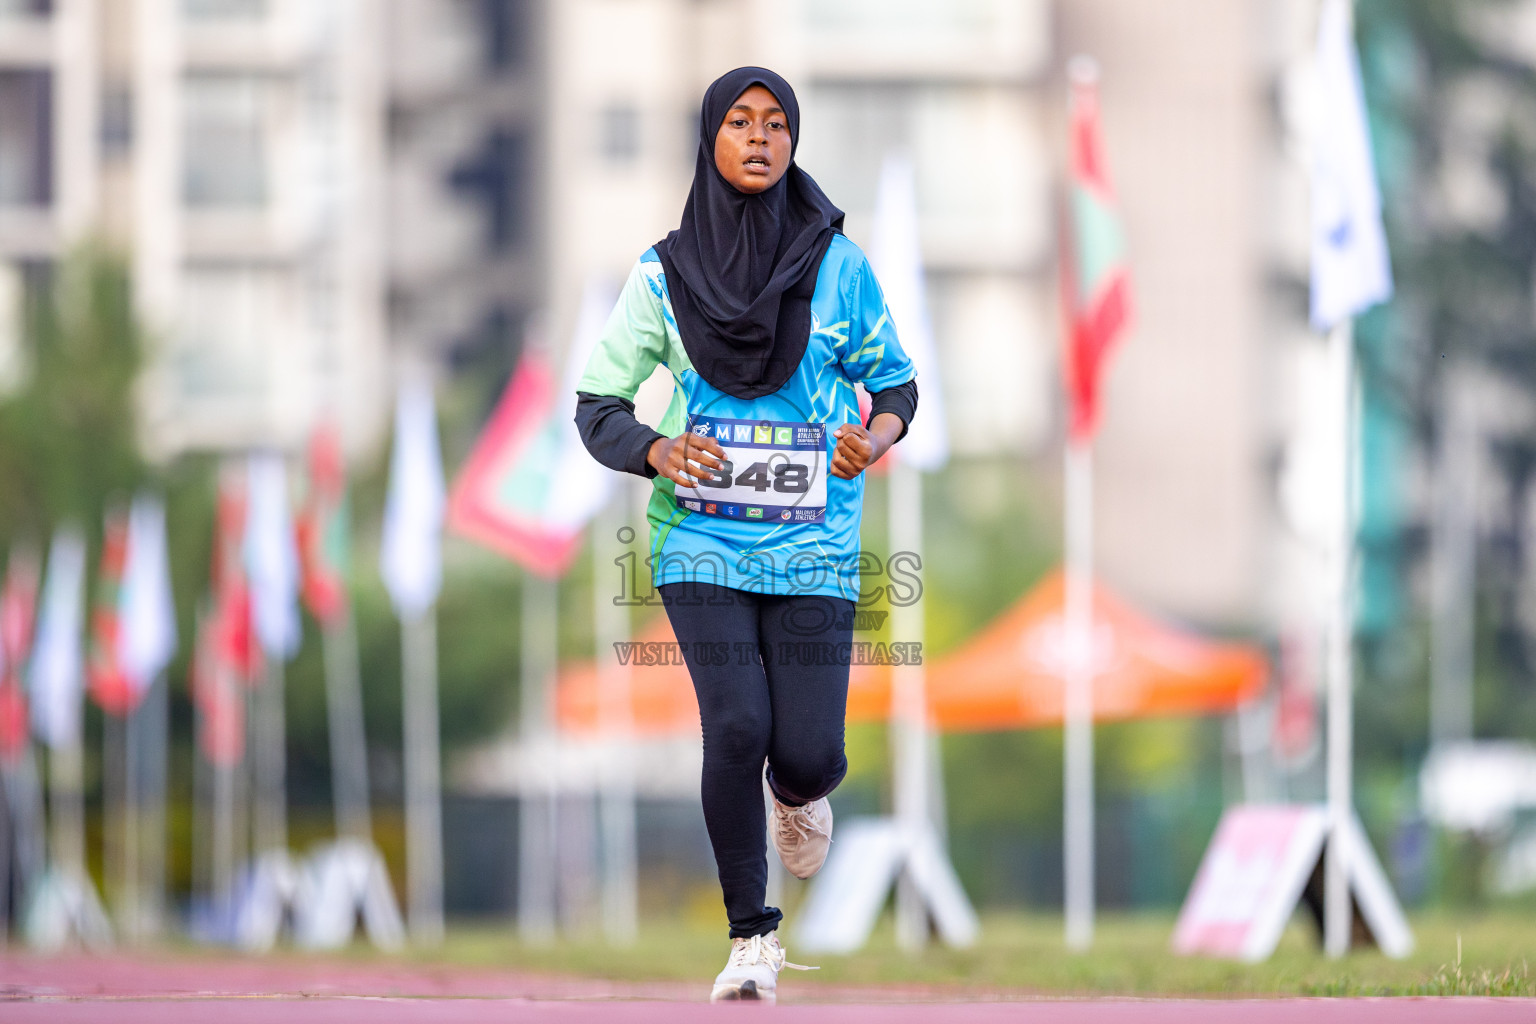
[576,66,917,1003]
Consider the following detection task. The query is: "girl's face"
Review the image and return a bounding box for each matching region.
[713,85,792,194]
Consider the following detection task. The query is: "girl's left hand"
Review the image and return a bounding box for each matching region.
[831,414,904,479]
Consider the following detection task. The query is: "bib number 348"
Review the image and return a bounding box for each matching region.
[677,416,827,524]
[699,460,809,493]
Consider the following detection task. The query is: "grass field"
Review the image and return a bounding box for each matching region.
[346,909,1534,999]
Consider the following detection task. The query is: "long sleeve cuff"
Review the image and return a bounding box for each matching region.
[867,377,918,443]
[575,391,665,479]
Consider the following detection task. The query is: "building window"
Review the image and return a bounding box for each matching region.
[182,74,267,209]
[481,0,526,73]
[182,0,264,19]
[0,71,51,207]
[101,85,133,160]
[600,105,640,164]
[448,128,528,253]
[171,264,283,409]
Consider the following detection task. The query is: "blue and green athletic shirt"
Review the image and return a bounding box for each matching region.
[574,234,917,600]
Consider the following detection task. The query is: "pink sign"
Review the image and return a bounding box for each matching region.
[1173,804,1327,961]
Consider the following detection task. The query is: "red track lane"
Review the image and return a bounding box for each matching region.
[0,998,1531,1022]
[0,957,1529,1022]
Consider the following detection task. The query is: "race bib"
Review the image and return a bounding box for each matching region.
[675,416,827,524]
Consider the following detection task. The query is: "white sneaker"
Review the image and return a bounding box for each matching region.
[709,932,816,1004]
[771,794,833,879]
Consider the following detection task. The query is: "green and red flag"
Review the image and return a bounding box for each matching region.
[297,422,350,627]
[446,353,585,578]
[448,284,620,578]
[212,465,261,684]
[1061,58,1133,441]
[87,505,135,715]
[0,546,39,762]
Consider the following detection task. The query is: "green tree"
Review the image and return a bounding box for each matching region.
[1353,0,1536,751]
[0,248,150,542]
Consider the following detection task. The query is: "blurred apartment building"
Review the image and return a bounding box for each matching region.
[0,0,388,456]
[0,0,1058,455]
[0,0,1293,626]
[384,0,542,396]
[0,0,97,389]
[539,0,1057,452]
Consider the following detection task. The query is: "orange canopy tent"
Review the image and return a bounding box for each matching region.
[556,570,1267,737]
[920,570,1266,731]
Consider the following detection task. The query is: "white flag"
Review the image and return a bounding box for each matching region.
[1310,0,1393,331]
[245,453,302,660]
[381,376,446,619]
[869,153,948,471]
[29,528,87,749]
[118,492,178,693]
[544,277,620,533]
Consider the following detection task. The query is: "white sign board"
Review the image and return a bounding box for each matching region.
[1173,803,1412,962]
[795,816,977,954]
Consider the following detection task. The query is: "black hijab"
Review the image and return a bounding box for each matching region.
[655,67,844,400]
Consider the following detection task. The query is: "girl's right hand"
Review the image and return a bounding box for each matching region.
[648,431,727,489]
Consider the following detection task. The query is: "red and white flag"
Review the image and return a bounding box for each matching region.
[212,465,261,686]
[1061,58,1133,442]
[87,504,134,714]
[0,546,39,762]
[297,422,350,628]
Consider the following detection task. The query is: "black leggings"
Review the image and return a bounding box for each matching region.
[659,581,854,939]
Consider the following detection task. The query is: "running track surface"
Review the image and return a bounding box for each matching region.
[0,955,1528,1022]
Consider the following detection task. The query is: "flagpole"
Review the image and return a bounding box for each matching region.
[50,736,88,913]
[889,458,928,950]
[232,680,251,890]
[51,740,81,869]
[245,452,300,864]
[199,602,239,929]
[12,748,46,925]
[402,604,444,944]
[0,762,11,946]
[518,574,558,943]
[381,373,448,945]
[323,608,372,843]
[122,702,141,939]
[1429,366,1476,751]
[31,529,110,947]
[1063,436,1095,951]
[253,657,288,856]
[142,672,170,937]
[593,496,637,945]
[1324,317,1356,958]
[117,492,177,941]
[213,752,236,925]
[1323,24,1360,960]
[103,708,126,927]
[191,668,209,911]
